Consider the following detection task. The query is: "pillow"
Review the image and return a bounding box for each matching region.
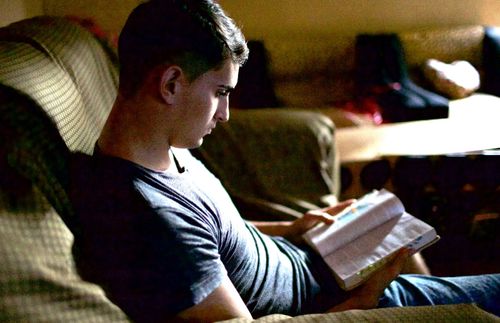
[422,58,480,99]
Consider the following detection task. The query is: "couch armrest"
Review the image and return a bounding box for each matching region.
[217,303,499,323]
[193,108,339,221]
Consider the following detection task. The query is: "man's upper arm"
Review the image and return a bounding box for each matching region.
[174,275,252,322]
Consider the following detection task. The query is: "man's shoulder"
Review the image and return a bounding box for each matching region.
[68,152,145,211]
[71,151,144,182]
[69,151,190,212]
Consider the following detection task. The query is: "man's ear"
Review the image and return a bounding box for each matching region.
[159,65,184,105]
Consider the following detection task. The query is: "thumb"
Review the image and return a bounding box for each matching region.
[388,248,411,277]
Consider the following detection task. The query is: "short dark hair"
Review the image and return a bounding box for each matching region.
[118,0,249,95]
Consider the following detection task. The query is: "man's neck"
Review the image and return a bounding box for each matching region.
[97,96,173,171]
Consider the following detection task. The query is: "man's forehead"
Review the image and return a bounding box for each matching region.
[211,60,239,85]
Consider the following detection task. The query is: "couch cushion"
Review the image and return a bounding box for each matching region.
[0,84,128,321]
[0,187,129,322]
[0,85,72,222]
[0,17,128,321]
[0,61,128,323]
[0,16,118,154]
[219,304,499,322]
[400,25,484,70]
[195,109,339,220]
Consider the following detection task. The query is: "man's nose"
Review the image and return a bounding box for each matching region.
[216,98,230,122]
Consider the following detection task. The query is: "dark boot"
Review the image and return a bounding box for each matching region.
[355,33,449,122]
[382,34,449,118]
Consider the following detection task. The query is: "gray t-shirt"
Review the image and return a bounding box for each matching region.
[70,148,333,322]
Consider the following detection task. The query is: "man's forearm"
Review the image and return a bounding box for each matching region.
[251,221,293,237]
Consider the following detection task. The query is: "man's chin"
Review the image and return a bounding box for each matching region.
[172,139,204,150]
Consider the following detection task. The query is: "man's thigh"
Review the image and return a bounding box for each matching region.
[378,273,500,315]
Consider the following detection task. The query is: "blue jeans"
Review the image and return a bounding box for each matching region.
[379,274,500,316]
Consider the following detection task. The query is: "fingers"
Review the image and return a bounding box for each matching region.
[303,199,358,226]
[350,247,411,308]
[323,199,357,216]
[386,248,411,278]
[303,210,335,225]
[366,248,410,291]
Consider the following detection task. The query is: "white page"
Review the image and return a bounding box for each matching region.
[303,189,405,256]
[324,212,437,290]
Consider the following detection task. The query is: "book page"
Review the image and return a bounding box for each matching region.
[324,212,437,290]
[303,189,404,257]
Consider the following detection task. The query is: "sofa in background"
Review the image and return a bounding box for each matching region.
[0,16,498,322]
[234,25,500,126]
[230,24,500,277]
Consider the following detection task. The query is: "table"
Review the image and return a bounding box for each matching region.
[336,94,500,163]
[330,96,500,276]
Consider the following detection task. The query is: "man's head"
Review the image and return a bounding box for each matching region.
[118,0,249,96]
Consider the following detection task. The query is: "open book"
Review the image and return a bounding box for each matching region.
[303,189,439,291]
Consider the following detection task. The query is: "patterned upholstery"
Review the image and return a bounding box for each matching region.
[221,304,499,322]
[0,16,118,154]
[196,109,339,220]
[0,85,72,222]
[0,17,129,321]
[0,189,128,322]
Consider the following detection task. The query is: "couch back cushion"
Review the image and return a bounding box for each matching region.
[0,188,129,322]
[265,25,484,107]
[0,16,118,154]
[0,81,128,323]
[0,17,128,321]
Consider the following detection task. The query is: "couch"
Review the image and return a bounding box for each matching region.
[0,16,498,322]
[232,24,500,278]
[235,25,500,126]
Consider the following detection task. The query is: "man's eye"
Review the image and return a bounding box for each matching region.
[216,90,230,97]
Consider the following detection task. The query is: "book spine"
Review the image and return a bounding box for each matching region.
[339,255,392,291]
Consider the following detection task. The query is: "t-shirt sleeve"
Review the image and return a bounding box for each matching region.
[154,206,227,304]
[128,205,227,321]
[75,192,226,322]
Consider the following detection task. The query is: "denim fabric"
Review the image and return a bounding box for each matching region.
[379,274,500,316]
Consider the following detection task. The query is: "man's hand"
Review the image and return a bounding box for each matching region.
[284,199,356,245]
[253,200,355,245]
[328,248,411,312]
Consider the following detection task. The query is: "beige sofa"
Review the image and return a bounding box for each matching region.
[262,25,486,104]
[247,25,500,128]
[0,16,498,322]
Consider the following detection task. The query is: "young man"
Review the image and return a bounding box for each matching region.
[70,0,500,322]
